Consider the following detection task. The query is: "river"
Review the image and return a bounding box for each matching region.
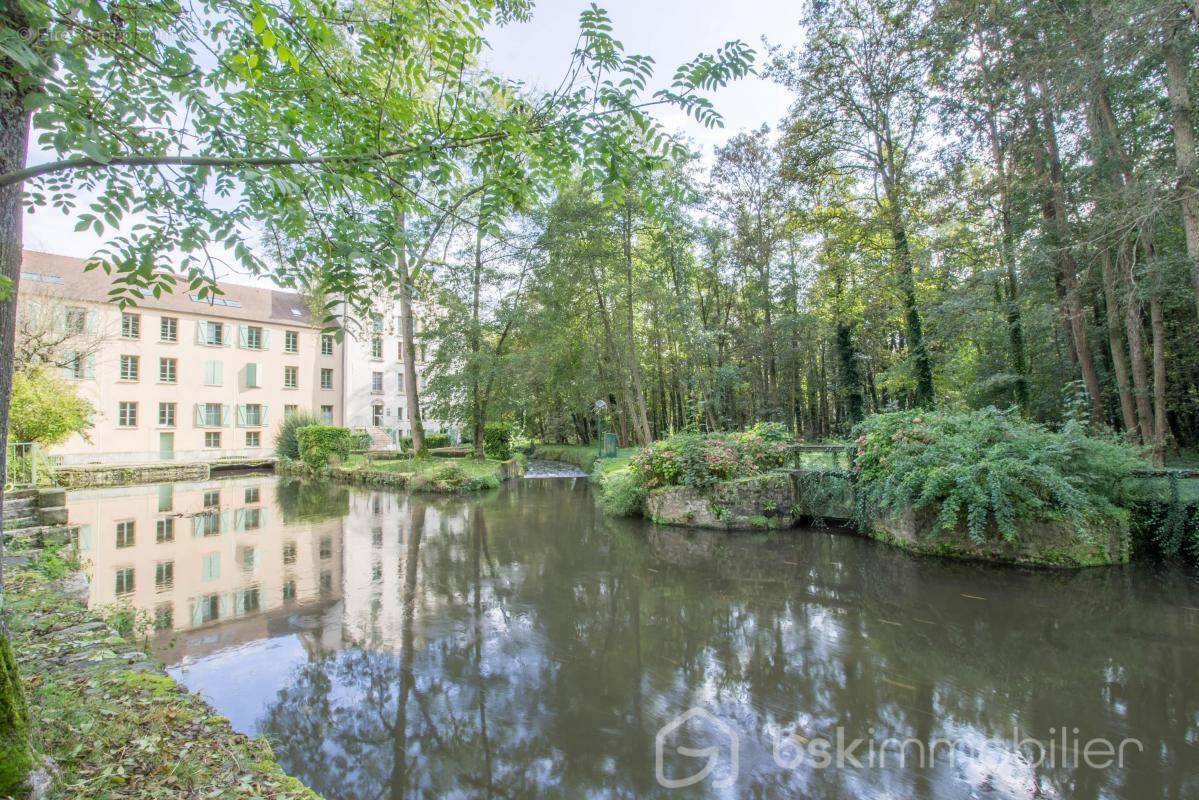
[68,472,1199,799]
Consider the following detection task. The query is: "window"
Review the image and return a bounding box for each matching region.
[158,402,176,427]
[157,485,173,512]
[121,312,140,339]
[241,404,264,427]
[62,351,92,380]
[241,325,264,350]
[241,546,258,569]
[371,314,383,333]
[204,490,220,508]
[284,404,298,417]
[241,508,262,531]
[397,340,403,360]
[320,536,332,560]
[205,431,221,448]
[371,371,383,393]
[154,604,173,630]
[199,320,226,346]
[160,316,177,342]
[155,561,174,591]
[320,570,333,594]
[371,336,383,359]
[201,553,220,582]
[116,520,135,548]
[159,357,177,383]
[194,595,220,623]
[203,360,223,386]
[194,512,222,537]
[282,541,297,565]
[321,334,334,355]
[118,401,138,428]
[245,487,260,504]
[372,527,383,546]
[156,518,174,543]
[115,568,134,596]
[246,430,260,447]
[284,366,298,389]
[284,330,298,353]
[119,355,139,381]
[64,306,87,334]
[320,368,333,390]
[282,580,296,602]
[321,405,334,423]
[244,363,260,388]
[199,402,224,427]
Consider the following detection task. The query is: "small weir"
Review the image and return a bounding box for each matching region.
[523,458,589,478]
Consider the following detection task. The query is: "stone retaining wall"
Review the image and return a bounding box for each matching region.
[54,463,211,488]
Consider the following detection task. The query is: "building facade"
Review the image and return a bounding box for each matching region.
[339,298,449,445]
[18,251,344,465]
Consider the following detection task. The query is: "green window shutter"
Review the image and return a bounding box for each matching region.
[195,321,204,344]
[84,354,95,379]
[261,406,270,427]
[60,350,76,379]
[238,325,248,348]
[236,404,246,427]
[85,309,100,333]
[221,405,231,427]
[52,305,66,332]
[245,363,258,388]
[234,509,246,531]
[223,324,232,346]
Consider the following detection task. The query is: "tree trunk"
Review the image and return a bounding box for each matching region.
[470,222,485,459]
[395,207,425,454]
[1034,88,1105,425]
[1162,13,1199,322]
[0,76,33,797]
[621,204,652,445]
[1120,252,1155,447]
[1100,251,1140,441]
[1150,295,1168,466]
[884,197,935,407]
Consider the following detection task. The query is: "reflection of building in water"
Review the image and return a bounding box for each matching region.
[341,491,468,650]
[70,476,344,661]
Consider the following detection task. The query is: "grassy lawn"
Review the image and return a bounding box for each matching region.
[531,444,638,476]
[344,454,505,477]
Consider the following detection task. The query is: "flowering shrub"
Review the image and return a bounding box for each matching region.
[631,428,793,491]
[853,408,1148,542]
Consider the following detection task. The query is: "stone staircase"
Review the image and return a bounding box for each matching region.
[3,488,76,547]
[366,427,399,451]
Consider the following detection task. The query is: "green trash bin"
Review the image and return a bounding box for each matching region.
[601,432,618,458]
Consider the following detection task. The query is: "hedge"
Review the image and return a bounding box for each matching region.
[296,425,355,469]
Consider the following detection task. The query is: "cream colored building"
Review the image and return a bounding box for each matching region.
[70,475,345,661]
[18,251,344,464]
[339,297,451,446]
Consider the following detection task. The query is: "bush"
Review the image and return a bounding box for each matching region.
[274,410,322,461]
[630,429,792,491]
[852,407,1149,543]
[9,365,93,446]
[295,425,355,469]
[598,468,648,516]
[400,432,451,451]
[483,423,513,460]
[351,431,373,451]
[410,462,500,492]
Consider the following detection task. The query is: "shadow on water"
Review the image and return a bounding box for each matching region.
[67,475,1199,799]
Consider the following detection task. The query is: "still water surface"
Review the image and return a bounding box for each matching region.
[69,473,1198,799]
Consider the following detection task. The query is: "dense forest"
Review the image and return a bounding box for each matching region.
[420,0,1199,466]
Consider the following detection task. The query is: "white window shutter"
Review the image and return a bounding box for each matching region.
[262,329,271,350]
[221,405,231,426]
[236,404,246,427]
[238,325,248,348]
[261,406,270,427]
[84,354,96,379]
[85,309,100,333]
[223,324,232,346]
[193,403,203,427]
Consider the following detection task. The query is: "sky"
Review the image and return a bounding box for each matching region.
[21,0,804,277]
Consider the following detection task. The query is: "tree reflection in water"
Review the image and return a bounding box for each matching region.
[254,480,1198,800]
